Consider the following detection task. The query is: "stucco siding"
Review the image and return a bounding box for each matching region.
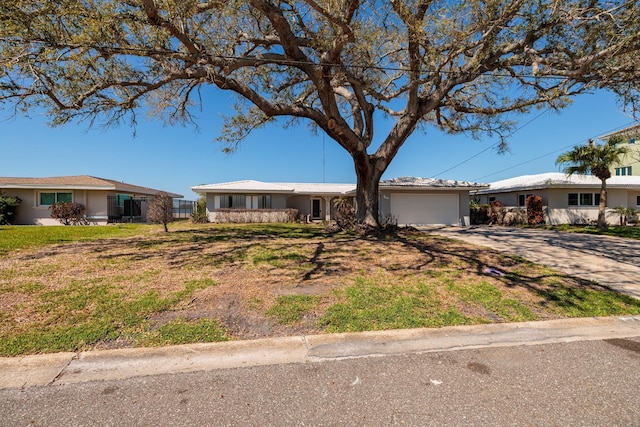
[606,189,627,208]
[86,191,109,220]
[272,194,288,209]
[286,195,310,216]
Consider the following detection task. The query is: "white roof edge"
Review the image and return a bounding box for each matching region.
[476,172,640,194]
[192,178,485,195]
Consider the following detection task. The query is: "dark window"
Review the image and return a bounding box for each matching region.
[568,193,578,206]
[518,194,534,207]
[258,195,271,209]
[220,194,246,209]
[580,193,593,206]
[39,192,72,206]
[594,193,601,206]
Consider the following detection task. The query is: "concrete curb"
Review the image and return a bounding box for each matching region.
[2,315,640,390]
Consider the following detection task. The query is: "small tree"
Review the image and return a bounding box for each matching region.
[609,206,638,226]
[557,137,629,230]
[148,193,174,232]
[50,202,87,225]
[526,195,544,226]
[191,196,208,224]
[0,192,21,225]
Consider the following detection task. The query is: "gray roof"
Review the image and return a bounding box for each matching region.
[380,176,488,189]
[0,175,183,198]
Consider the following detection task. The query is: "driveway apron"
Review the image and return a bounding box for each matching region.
[425,226,640,299]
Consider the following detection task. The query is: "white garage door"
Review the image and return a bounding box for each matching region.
[390,193,459,225]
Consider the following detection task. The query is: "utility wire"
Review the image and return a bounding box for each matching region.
[430,108,552,179]
[471,120,640,182]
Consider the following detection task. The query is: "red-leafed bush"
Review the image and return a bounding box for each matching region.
[489,200,503,225]
[50,202,87,225]
[526,195,544,225]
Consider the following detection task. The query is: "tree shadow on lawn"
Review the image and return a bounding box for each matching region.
[393,231,640,315]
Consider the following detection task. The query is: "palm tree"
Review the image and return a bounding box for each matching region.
[556,136,629,230]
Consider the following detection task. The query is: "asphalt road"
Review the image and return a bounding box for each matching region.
[2,336,640,426]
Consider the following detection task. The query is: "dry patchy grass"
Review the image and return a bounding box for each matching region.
[1,223,639,355]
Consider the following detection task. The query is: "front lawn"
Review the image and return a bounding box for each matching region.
[542,224,640,240]
[1,223,639,356]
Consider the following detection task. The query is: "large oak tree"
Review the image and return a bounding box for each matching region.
[2,1,640,227]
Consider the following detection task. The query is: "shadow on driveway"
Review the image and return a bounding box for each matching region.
[424,226,640,299]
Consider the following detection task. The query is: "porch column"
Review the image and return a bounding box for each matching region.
[323,196,332,221]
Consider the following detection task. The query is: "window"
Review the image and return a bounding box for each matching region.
[568,193,600,206]
[220,194,246,209]
[115,194,131,207]
[39,192,72,206]
[615,166,632,176]
[518,194,533,207]
[637,196,640,206]
[258,195,271,209]
[579,193,593,206]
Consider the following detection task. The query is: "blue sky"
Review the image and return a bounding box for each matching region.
[0,89,636,200]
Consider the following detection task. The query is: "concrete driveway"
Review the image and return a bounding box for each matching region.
[425,226,640,299]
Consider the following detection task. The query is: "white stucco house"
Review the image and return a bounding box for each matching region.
[0,175,182,225]
[473,172,640,225]
[192,177,487,226]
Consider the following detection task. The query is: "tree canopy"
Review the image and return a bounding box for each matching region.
[2,0,640,226]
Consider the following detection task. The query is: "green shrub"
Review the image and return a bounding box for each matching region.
[0,192,21,225]
[191,196,208,223]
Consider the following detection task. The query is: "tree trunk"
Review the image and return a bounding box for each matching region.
[353,154,383,228]
[597,179,607,230]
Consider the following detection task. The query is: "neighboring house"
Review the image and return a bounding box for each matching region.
[0,176,182,225]
[473,172,640,225]
[191,177,487,226]
[598,123,640,177]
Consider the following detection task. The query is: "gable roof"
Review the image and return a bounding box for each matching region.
[0,175,182,198]
[477,172,640,194]
[192,177,487,196]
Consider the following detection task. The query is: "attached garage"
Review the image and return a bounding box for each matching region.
[390,193,459,225]
[379,177,488,226]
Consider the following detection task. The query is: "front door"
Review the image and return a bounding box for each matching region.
[311,198,321,220]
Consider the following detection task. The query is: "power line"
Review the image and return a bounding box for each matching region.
[430,108,552,179]
[471,120,640,182]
